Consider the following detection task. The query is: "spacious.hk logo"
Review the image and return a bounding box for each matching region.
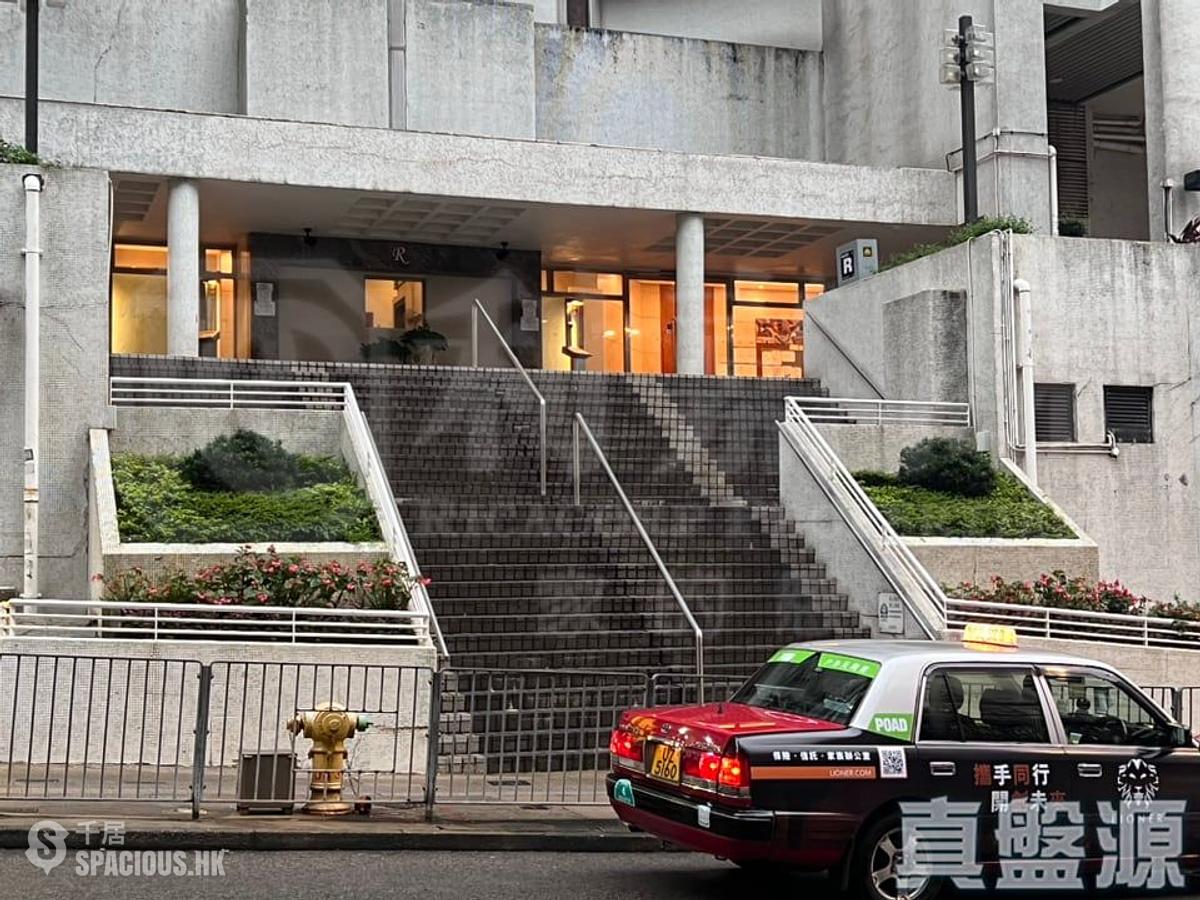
[24,819,227,877]
[26,820,68,874]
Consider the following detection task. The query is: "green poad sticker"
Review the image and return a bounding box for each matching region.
[817,652,881,679]
[868,713,914,741]
[770,648,816,665]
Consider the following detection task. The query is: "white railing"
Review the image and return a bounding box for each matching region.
[342,384,450,662]
[1,598,429,645]
[794,397,971,427]
[780,398,946,638]
[105,375,449,662]
[110,377,346,409]
[946,597,1200,651]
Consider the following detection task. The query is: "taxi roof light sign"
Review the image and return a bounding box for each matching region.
[962,623,1018,649]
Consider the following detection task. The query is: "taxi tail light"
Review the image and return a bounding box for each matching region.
[609,727,644,771]
[681,748,751,804]
[717,750,752,802]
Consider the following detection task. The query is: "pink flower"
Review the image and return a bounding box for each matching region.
[287,564,299,575]
[256,592,269,603]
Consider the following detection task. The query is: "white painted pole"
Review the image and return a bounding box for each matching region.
[1014,277,1037,488]
[22,172,43,599]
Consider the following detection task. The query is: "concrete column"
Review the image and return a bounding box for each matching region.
[1143,0,1200,239]
[166,180,200,357]
[675,212,705,375]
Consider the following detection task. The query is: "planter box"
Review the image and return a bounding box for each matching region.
[90,409,392,591]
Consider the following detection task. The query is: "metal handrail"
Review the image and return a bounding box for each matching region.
[779,399,945,639]
[945,597,1200,650]
[470,299,548,496]
[795,397,972,427]
[2,597,429,644]
[111,377,346,408]
[571,413,704,699]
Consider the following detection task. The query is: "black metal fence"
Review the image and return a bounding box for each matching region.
[10,650,1196,816]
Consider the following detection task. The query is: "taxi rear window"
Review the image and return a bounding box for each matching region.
[730,650,879,726]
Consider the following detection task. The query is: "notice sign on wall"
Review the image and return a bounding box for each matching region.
[878,593,905,635]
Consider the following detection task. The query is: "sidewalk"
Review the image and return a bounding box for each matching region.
[0,800,664,852]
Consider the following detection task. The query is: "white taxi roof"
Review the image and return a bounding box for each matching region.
[771,639,1143,738]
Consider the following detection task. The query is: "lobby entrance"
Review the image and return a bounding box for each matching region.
[540,270,824,377]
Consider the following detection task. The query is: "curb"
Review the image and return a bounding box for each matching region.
[0,826,665,854]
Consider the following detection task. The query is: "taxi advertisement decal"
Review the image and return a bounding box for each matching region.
[867,712,914,741]
[753,748,878,781]
[752,764,876,781]
[769,648,815,665]
[815,652,880,679]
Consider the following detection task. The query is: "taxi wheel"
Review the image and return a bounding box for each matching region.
[852,814,942,900]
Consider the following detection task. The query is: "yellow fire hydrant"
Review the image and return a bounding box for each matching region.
[285,702,370,816]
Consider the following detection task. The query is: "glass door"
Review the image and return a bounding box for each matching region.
[730,281,804,378]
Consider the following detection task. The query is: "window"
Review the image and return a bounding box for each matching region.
[1104,385,1153,443]
[566,0,589,27]
[731,650,878,726]
[364,279,425,331]
[1034,383,1076,443]
[1043,668,1173,747]
[919,667,1050,743]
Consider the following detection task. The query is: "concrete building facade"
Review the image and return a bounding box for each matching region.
[1,0,1199,604]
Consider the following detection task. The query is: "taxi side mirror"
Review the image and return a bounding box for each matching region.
[1169,724,1193,748]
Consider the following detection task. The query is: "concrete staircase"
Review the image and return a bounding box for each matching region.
[109,356,871,775]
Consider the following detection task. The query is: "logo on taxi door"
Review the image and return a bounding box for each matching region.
[1117,758,1159,803]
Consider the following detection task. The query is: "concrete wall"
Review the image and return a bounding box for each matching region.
[808,254,978,402]
[536,27,822,159]
[0,643,435,776]
[1010,234,1200,601]
[596,0,823,51]
[0,166,112,600]
[821,0,1052,230]
[911,538,1100,588]
[1142,0,1200,238]
[243,0,390,128]
[405,0,536,139]
[806,236,1004,453]
[780,434,933,640]
[0,0,241,114]
[110,408,342,457]
[0,99,959,228]
[818,424,975,474]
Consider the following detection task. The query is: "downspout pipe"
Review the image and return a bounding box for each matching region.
[22,172,43,600]
[1013,277,1037,488]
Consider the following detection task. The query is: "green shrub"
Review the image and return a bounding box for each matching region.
[0,137,43,166]
[898,438,995,497]
[856,469,1074,539]
[884,215,1033,270]
[112,451,380,544]
[180,429,337,492]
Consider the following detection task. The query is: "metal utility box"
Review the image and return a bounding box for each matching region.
[236,752,296,814]
[835,239,879,286]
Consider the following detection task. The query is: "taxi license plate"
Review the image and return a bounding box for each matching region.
[648,743,681,783]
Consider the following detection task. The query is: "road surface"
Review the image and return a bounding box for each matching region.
[1,849,1195,900]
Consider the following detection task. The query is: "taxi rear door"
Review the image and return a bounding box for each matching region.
[913,664,1070,867]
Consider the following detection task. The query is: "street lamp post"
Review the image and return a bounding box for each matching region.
[941,15,995,224]
[25,0,38,153]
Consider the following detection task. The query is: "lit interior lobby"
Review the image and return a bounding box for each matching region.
[106,176,951,378]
